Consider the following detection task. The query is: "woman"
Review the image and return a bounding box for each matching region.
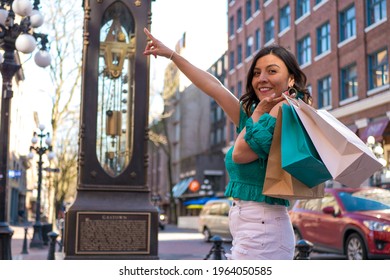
[143,28,311,260]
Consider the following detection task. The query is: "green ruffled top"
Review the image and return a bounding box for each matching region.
[224,105,289,206]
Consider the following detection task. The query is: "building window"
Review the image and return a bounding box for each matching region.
[318,75,331,108]
[279,4,290,33]
[255,0,260,12]
[229,122,235,142]
[230,86,235,98]
[316,21,330,55]
[237,44,243,65]
[229,16,235,37]
[246,0,252,21]
[265,17,274,43]
[366,0,387,26]
[340,64,358,100]
[246,36,253,58]
[237,8,243,30]
[296,0,310,20]
[229,51,235,70]
[237,81,243,98]
[339,5,356,42]
[255,28,261,51]
[297,35,311,65]
[368,48,389,89]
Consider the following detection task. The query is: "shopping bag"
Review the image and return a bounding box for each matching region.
[287,95,383,187]
[263,108,325,200]
[281,103,332,187]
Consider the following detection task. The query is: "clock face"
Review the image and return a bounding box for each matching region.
[97,2,136,177]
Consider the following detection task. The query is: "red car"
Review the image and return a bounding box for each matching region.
[289,187,390,260]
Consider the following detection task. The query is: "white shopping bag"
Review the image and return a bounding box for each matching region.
[288,97,382,187]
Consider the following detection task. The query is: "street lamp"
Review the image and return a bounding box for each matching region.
[27,124,55,248]
[366,136,387,186]
[0,0,50,259]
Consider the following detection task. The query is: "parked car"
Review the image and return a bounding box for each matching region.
[289,187,390,260]
[198,199,232,242]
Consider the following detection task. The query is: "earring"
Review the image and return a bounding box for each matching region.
[288,86,298,97]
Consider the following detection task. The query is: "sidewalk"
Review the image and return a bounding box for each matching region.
[10,224,211,260]
[11,225,52,260]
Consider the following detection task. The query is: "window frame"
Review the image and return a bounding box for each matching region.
[340,63,358,101]
[339,5,356,42]
[318,75,332,108]
[366,0,387,27]
[367,48,389,90]
[316,21,330,55]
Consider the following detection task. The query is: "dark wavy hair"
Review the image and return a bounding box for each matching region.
[240,44,312,116]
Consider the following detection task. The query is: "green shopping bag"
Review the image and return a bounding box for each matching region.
[281,103,332,187]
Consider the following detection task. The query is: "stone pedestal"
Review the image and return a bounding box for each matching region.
[64,191,158,260]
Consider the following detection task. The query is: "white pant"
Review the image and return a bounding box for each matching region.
[226,200,295,260]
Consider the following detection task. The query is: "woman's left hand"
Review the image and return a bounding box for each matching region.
[252,94,285,120]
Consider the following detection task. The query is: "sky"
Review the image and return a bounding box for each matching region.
[148,0,228,117]
[21,0,228,125]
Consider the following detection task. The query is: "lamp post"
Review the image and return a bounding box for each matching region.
[0,0,50,260]
[366,136,387,186]
[27,124,55,248]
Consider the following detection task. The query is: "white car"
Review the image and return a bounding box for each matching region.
[198,199,232,242]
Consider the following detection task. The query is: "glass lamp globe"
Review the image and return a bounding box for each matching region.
[27,152,35,160]
[15,34,36,54]
[367,136,375,145]
[45,136,52,146]
[34,50,52,68]
[38,124,46,131]
[374,145,384,156]
[48,152,56,161]
[12,0,33,17]
[31,136,38,145]
[30,9,44,28]
[379,158,387,167]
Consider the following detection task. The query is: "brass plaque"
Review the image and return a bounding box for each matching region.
[75,211,150,254]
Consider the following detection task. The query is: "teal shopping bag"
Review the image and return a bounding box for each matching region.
[281,103,332,187]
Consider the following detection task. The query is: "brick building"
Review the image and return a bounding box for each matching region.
[226,0,389,185]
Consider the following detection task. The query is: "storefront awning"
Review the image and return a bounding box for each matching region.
[183,197,219,206]
[186,205,203,209]
[172,177,193,198]
[359,119,389,142]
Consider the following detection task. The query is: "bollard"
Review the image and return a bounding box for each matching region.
[47,231,59,260]
[204,235,227,260]
[294,239,313,260]
[57,218,64,252]
[21,227,29,254]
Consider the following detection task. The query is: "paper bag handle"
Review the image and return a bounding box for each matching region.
[282,92,300,108]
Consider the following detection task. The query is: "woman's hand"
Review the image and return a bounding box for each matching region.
[251,94,285,121]
[143,28,174,59]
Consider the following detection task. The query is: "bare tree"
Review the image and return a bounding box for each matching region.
[148,56,181,223]
[149,109,177,223]
[41,0,83,221]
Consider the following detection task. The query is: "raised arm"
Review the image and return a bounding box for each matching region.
[144,28,240,126]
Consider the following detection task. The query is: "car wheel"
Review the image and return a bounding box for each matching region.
[203,227,212,242]
[345,233,367,260]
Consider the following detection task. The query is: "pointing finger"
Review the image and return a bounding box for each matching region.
[144,28,155,41]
